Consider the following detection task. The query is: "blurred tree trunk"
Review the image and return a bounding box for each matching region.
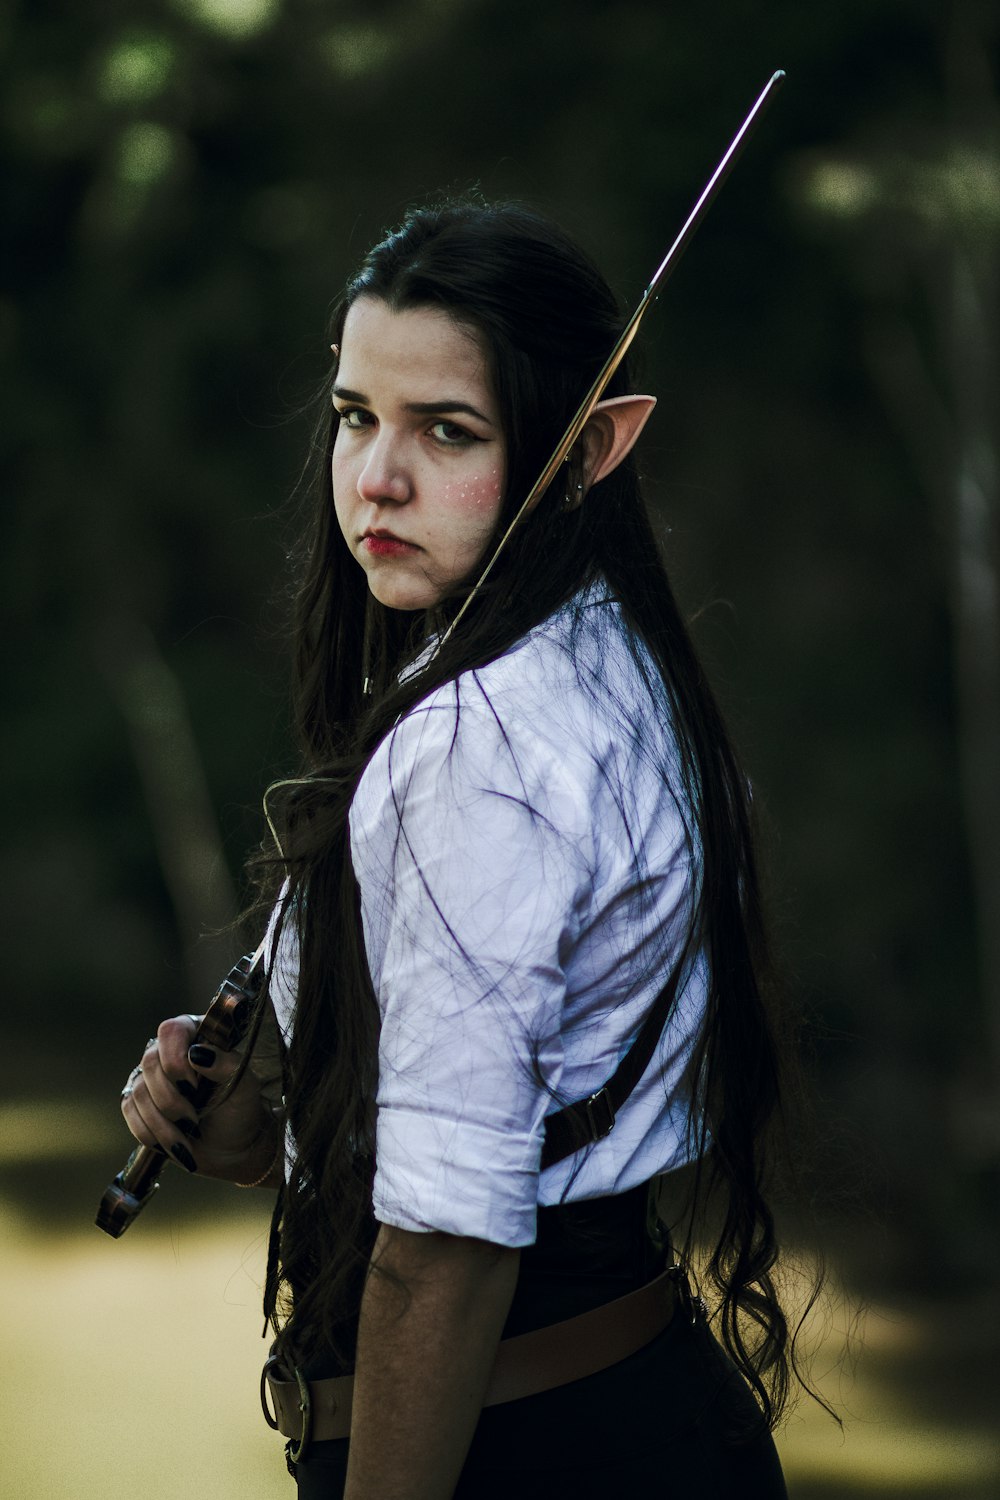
[802,1,1000,1164]
[95,612,241,1004]
[862,4,1000,1152]
[942,4,1000,1118]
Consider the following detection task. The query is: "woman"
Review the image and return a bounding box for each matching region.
[122,199,794,1497]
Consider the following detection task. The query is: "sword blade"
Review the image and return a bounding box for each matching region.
[436,70,787,654]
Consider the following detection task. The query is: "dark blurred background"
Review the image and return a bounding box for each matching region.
[2,1,998,1494]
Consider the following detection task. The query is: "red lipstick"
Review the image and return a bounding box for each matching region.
[364,532,417,557]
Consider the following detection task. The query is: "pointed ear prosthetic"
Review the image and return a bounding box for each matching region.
[567,396,657,507]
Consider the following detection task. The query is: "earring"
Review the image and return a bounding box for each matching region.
[562,482,584,512]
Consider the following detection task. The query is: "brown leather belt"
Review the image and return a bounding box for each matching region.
[262,1264,693,1458]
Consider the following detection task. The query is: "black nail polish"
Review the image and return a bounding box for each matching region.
[171,1141,198,1173]
[188,1044,216,1068]
[176,1117,201,1140]
[175,1079,197,1105]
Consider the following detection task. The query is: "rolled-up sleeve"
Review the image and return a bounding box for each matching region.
[349,692,593,1247]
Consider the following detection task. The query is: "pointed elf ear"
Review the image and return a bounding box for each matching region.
[580,395,657,490]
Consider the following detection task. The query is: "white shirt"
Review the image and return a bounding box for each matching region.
[345,585,707,1248]
[267,587,706,1247]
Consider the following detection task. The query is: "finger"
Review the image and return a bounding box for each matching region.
[187,1041,242,1085]
[120,1077,160,1148]
[124,1083,200,1172]
[126,1026,202,1132]
[155,1015,202,1081]
[138,1039,199,1126]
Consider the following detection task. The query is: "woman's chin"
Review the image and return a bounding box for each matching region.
[365,574,443,613]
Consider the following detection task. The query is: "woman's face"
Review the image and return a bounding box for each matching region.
[332,297,506,612]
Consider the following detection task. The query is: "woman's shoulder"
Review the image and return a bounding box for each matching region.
[354,583,671,828]
[412,585,653,743]
[475,582,671,761]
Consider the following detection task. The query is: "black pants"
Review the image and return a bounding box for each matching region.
[291,1308,787,1498]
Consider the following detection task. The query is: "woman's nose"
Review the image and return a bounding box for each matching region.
[356,433,412,505]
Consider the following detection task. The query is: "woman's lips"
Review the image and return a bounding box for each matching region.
[363,534,418,557]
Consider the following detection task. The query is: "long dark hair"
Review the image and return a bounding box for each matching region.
[260,196,796,1424]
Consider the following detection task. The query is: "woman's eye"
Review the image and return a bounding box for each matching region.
[335,406,372,430]
[430,420,473,446]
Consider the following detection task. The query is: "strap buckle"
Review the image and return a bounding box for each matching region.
[583,1086,616,1143]
[260,1355,281,1430]
[261,1356,312,1463]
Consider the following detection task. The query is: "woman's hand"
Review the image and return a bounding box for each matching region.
[120,1016,280,1184]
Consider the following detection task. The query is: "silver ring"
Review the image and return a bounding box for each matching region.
[144,1035,158,1052]
[121,1062,143,1100]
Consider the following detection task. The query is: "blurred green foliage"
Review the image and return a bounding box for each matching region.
[3,0,998,1286]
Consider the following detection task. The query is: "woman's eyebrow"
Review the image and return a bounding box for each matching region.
[332,385,493,426]
[405,400,494,424]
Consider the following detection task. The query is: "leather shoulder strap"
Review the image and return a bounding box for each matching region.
[539,963,683,1171]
